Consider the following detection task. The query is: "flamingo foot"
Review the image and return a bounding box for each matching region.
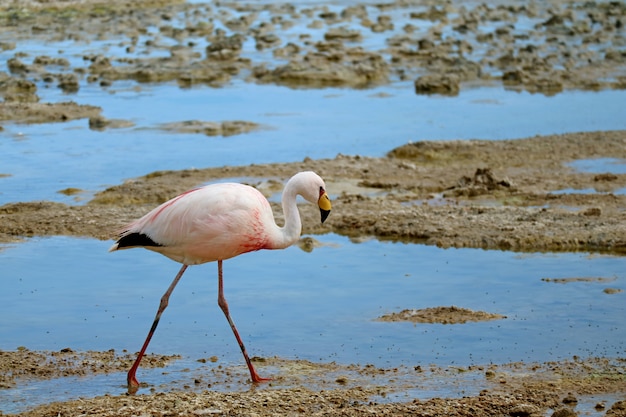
[251,374,272,383]
[251,375,272,383]
[127,373,140,394]
[250,367,272,383]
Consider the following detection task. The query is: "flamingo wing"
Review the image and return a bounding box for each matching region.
[113,183,275,264]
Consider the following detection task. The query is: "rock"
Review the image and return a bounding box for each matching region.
[255,33,281,49]
[551,406,577,417]
[562,394,578,405]
[503,70,524,85]
[324,27,362,41]
[509,403,541,417]
[0,77,39,102]
[255,50,388,87]
[594,173,618,182]
[447,168,514,197]
[58,73,80,93]
[606,400,626,416]
[7,57,29,74]
[206,34,245,60]
[414,73,459,95]
[582,208,601,216]
[371,15,393,32]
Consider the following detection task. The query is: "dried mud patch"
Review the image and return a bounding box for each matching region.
[377,306,506,324]
[1,350,624,417]
[2,0,626,95]
[0,347,180,389]
[0,102,101,124]
[1,1,625,415]
[541,276,624,295]
[157,120,265,136]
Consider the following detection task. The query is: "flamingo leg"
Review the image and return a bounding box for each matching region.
[127,264,189,393]
[216,260,270,383]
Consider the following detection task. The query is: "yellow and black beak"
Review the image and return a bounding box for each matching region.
[318,189,332,223]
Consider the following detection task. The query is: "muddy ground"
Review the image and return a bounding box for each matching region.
[1,0,626,108]
[2,129,625,254]
[1,348,625,417]
[2,136,625,415]
[1,0,625,415]
[1,129,625,415]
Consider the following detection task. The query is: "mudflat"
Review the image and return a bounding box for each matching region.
[1,0,625,415]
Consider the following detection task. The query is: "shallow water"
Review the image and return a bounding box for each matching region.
[2,84,626,206]
[1,2,626,205]
[1,1,626,413]
[0,235,624,411]
[569,157,626,175]
[2,235,624,363]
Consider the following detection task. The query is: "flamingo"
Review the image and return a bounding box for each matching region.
[109,171,331,392]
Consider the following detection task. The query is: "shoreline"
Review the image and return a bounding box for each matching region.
[2,130,625,254]
[1,348,625,417]
[1,0,625,415]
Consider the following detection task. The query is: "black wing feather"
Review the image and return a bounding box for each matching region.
[116,232,163,249]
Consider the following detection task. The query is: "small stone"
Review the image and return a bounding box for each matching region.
[562,393,578,405]
[509,403,541,416]
[551,406,577,417]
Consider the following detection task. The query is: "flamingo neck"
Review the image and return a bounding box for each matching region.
[270,178,303,249]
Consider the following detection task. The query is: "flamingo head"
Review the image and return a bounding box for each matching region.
[291,171,332,223]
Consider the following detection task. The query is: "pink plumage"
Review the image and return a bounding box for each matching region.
[110,171,331,392]
[112,183,275,264]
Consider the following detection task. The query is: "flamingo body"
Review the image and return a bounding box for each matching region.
[112,183,278,265]
[109,171,331,392]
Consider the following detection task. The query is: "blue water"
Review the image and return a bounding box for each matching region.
[2,84,626,206]
[1,0,626,412]
[1,0,625,206]
[1,235,624,365]
[2,84,625,206]
[569,158,626,175]
[0,235,624,412]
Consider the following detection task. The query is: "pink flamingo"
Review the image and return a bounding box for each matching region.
[109,171,331,392]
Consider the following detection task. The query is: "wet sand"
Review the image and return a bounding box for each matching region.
[1,133,625,417]
[2,130,625,254]
[1,348,625,417]
[1,0,625,415]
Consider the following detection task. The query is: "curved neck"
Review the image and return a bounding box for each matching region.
[270,179,303,249]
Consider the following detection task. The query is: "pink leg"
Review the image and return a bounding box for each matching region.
[217,260,270,383]
[127,264,188,393]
